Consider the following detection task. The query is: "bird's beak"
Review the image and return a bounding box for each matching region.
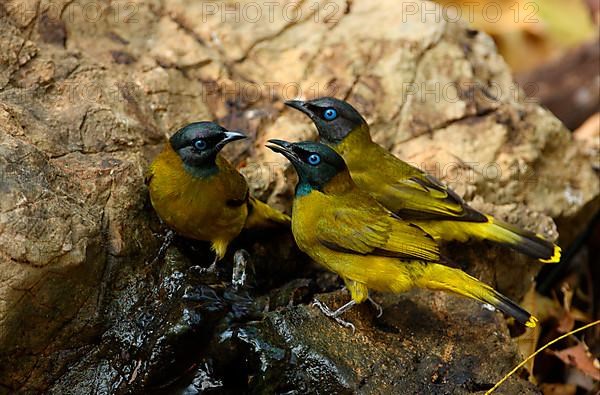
[284,100,314,118]
[215,130,247,151]
[222,130,247,144]
[266,139,301,165]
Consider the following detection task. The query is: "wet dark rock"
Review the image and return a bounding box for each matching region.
[179,290,541,394]
[44,233,310,394]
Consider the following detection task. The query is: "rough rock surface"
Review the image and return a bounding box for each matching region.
[0,0,598,393]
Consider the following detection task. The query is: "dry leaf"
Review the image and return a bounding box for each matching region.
[557,283,592,333]
[550,342,600,381]
[557,284,576,333]
[516,285,560,379]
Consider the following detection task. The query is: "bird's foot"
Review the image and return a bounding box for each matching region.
[368,296,383,318]
[312,298,357,333]
[189,256,220,281]
[189,263,215,274]
[148,230,175,265]
[231,249,250,291]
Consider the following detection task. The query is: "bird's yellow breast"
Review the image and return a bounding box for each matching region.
[292,191,417,294]
[147,145,248,248]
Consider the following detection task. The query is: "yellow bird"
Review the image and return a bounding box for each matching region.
[286,97,561,264]
[146,122,290,271]
[267,139,537,330]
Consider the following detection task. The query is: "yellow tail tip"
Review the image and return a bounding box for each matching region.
[525,315,538,328]
[539,244,561,264]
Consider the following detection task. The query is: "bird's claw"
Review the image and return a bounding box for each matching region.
[312,298,356,333]
[335,318,356,333]
[189,259,219,282]
[312,298,335,315]
[368,296,383,318]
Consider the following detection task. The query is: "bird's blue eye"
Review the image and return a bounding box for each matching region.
[307,153,321,166]
[323,108,337,121]
[193,139,207,150]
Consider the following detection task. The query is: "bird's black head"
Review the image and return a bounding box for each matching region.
[285,97,367,145]
[266,139,348,196]
[170,122,246,172]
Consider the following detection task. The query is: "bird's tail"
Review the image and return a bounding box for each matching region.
[244,197,290,229]
[480,215,561,263]
[417,215,561,263]
[415,263,537,327]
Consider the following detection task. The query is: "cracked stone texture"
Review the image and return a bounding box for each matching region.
[0,0,598,393]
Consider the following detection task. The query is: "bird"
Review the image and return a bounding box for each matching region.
[267,139,537,330]
[146,121,290,272]
[285,97,561,264]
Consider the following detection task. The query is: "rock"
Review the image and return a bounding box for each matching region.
[0,0,598,393]
[213,290,541,394]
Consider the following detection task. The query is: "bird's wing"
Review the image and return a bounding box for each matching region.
[316,203,440,261]
[349,146,487,222]
[385,172,487,222]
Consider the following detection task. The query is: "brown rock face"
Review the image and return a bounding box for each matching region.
[0,0,597,393]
